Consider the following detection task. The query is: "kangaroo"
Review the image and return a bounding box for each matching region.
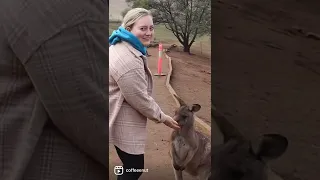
[169,95,289,180]
[169,95,211,180]
[210,104,289,180]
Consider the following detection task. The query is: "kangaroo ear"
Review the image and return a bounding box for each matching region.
[190,104,201,112]
[250,134,288,161]
[174,94,187,106]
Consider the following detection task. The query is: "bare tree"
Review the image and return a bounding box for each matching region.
[150,0,211,53]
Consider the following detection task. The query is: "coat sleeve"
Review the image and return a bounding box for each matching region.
[21,21,108,167]
[116,67,167,123]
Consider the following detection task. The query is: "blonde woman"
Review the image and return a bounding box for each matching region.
[109,8,180,180]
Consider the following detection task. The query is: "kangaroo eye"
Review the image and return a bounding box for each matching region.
[181,115,187,119]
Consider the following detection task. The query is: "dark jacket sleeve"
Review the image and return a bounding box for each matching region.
[21,21,108,167]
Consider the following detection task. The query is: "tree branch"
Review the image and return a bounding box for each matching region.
[188,5,207,47]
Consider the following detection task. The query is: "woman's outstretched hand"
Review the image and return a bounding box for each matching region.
[163,115,180,130]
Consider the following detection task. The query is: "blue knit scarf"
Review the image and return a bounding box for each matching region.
[109,26,147,55]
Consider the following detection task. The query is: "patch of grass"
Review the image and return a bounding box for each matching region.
[109,22,121,35]
[153,24,177,42]
[109,22,211,57]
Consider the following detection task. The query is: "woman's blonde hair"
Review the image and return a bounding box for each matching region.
[121,8,152,29]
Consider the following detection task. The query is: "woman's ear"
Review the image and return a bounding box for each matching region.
[126,27,131,31]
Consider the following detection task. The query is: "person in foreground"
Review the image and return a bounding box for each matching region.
[0,0,108,179]
[109,8,180,180]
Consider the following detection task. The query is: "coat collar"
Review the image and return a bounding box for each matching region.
[122,41,146,58]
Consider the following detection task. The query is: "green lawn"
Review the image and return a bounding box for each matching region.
[109,22,211,56]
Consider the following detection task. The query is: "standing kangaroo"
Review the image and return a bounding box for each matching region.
[170,95,211,180]
[170,95,289,180]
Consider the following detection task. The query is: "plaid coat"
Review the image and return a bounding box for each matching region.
[0,0,108,179]
[109,41,167,155]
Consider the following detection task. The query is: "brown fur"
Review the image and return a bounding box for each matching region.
[169,95,211,180]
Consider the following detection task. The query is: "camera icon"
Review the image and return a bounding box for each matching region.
[114,166,124,175]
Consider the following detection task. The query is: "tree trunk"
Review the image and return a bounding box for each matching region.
[183,43,191,53]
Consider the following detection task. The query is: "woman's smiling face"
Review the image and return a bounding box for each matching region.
[129,15,154,46]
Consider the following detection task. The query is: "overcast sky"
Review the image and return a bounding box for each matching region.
[109,0,129,20]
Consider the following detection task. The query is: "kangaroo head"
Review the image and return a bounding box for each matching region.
[172,94,201,126]
[212,134,288,180]
[211,106,288,180]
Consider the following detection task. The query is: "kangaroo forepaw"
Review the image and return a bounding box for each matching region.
[173,164,185,171]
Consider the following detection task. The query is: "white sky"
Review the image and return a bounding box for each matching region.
[109,0,129,20]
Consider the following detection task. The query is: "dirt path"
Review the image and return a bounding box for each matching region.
[109,48,195,180]
[169,51,212,126]
[212,1,320,180]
